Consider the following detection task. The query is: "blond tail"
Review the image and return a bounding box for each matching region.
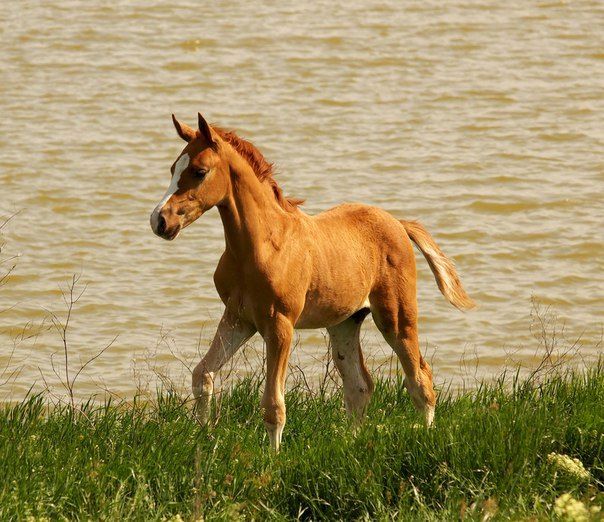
[401,220,476,311]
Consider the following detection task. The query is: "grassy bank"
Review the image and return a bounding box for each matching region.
[1,362,603,521]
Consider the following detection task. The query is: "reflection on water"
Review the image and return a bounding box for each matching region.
[1,0,602,400]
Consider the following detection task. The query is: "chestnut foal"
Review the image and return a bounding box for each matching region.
[150,113,474,451]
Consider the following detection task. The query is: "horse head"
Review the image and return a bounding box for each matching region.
[150,113,230,240]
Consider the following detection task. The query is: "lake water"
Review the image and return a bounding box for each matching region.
[1,0,602,401]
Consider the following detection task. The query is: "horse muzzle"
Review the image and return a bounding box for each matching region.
[150,207,181,241]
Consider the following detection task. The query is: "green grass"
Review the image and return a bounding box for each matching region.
[1,363,603,521]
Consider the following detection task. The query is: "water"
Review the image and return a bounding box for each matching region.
[1,0,602,400]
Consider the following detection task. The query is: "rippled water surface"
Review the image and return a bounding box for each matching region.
[1,0,602,400]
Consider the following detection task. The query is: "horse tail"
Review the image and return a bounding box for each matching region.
[401,220,476,311]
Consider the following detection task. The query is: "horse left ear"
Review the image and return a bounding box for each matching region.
[172,114,197,143]
[198,113,217,146]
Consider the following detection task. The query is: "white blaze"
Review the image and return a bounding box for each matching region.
[150,154,189,232]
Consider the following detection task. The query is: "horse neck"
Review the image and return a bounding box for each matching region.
[218,154,290,259]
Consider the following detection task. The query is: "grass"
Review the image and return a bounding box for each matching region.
[0,250,602,519]
[0,361,602,521]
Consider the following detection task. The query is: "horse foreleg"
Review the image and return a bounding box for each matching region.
[192,311,255,424]
[327,312,374,423]
[260,313,294,452]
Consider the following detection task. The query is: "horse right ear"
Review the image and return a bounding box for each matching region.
[172,114,197,143]
[198,112,218,146]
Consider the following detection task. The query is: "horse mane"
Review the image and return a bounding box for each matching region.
[212,126,303,212]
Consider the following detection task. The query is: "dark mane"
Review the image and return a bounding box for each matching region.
[213,126,303,212]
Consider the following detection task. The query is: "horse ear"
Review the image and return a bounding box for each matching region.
[172,114,196,143]
[198,112,217,146]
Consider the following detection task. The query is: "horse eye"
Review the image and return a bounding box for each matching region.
[194,168,207,180]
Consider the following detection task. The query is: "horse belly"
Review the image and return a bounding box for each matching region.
[295,297,370,329]
[295,286,370,329]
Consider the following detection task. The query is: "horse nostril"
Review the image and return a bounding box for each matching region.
[157,214,166,235]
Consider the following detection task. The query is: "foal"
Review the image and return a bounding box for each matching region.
[150,113,475,451]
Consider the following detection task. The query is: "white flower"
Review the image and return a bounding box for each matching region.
[164,516,184,522]
[547,453,591,483]
[554,493,600,521]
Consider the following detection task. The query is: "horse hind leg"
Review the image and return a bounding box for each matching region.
[327,309,374,423]
[408,353,435,426]
[371,290,436,426]
[387,325,435,426]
